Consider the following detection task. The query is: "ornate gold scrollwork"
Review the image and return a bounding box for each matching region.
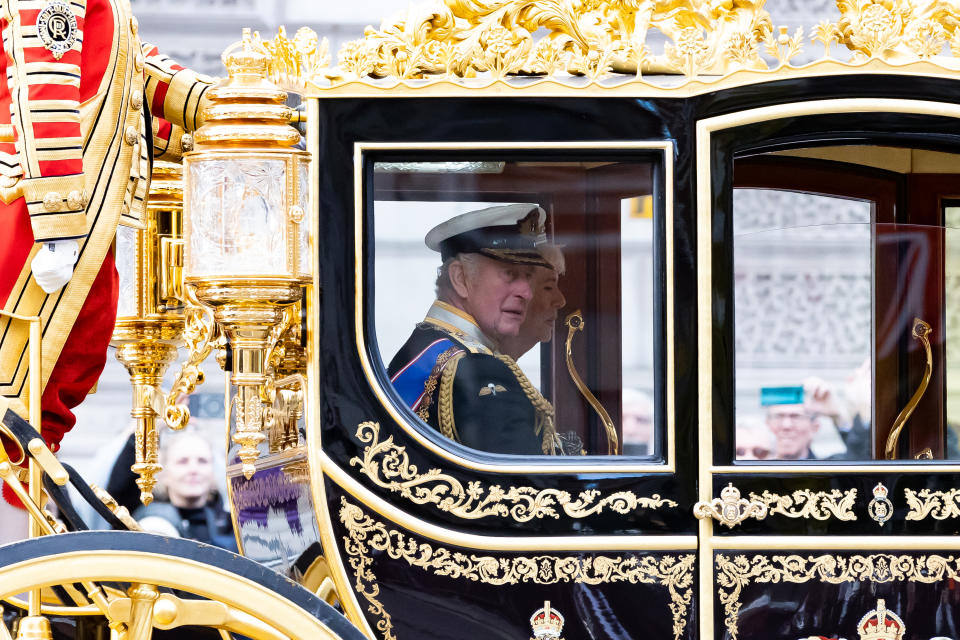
[716,553,960,640]
[693,483,768,528]
[159,296,217,430]
[749,488,858,521]
[339,497,695,640]
[885,317,932,460]
[904,487,960,521]
[563,311,618,455]
[252,0,960,91]
[350,422,676,521]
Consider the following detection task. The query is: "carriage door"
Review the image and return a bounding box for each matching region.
[696,103,960,640]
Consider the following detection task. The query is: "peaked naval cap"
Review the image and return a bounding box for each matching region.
[425,203,551,268]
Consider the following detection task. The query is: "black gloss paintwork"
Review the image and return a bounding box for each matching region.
[715,549,960,640]
[327,481,697,640]
[314,73,960,638]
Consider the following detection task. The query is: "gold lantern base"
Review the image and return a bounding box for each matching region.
[112,318,184,504]
[190,279,303,478]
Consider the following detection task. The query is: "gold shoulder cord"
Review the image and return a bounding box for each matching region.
[495,354,559,455]
[437,351,466,442]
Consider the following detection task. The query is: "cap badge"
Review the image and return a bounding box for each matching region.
[37,1,78,60]
[479,383,507,397]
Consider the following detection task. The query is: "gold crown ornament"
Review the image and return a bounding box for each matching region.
[857,599,905,640]
[530,601,565,640]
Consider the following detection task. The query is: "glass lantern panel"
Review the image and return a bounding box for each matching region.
[187,158,288,277]
[298,159,309,276]
[115,225,138,318]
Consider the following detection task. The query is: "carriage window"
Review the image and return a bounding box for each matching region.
[371,157,660,457]
[734,148,960,462]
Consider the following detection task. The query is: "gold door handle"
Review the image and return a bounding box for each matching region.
[564,310,619,455]
[884,318,932,460]
[693,483,768,528]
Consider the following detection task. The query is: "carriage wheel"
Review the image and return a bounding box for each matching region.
[0,531,366,640]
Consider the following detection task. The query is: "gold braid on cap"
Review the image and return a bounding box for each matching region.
[495,354,559,455]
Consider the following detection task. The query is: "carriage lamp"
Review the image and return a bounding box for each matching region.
[183,29,310,479]
[112,160,216,505]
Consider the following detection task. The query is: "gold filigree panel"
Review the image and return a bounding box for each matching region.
[350,421,677,521]
[750,488,858,521]
[904,488,960,520]
[340,497,695,640]
[715,553,960,640]
[249,0,960,91]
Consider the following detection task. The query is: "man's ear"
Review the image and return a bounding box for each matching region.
[449,259,470,299]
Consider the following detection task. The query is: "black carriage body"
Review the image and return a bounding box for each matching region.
[223,71,960,640]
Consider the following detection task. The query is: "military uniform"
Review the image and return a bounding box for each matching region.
[0,0,211,460]
[389,302,558,456]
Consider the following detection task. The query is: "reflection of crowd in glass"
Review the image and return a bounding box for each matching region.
[738,362,872,461]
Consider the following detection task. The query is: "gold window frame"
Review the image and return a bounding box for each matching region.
[354,140,676,474]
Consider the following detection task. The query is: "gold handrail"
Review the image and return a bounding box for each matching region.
[884,317,933,460]
[563,310,619,455]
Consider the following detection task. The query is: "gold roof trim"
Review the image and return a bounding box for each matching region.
[254,0,960,95]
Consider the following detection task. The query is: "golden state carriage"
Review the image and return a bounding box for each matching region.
[4,0,960,638]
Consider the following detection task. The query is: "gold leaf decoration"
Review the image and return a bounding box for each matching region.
[904,488,960,520]
[763,25,804,65]
[328,0,772,83]
[162,297,215,429]
[716,553,960,640]
[812,19,844,57]
[350,421,677,521]
[836,0,959,62]
[249,0,960,89]
[749,488,858,521]
[340,497,695,640]
[257,26,331,87]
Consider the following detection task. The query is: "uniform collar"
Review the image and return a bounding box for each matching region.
[424,300,498,351]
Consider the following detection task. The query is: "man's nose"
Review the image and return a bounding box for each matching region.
[554,289,566,309]
[515,278,533,300]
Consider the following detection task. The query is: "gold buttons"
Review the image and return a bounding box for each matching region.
[129,16,138,36]
[124,125,138,145]
[134,52,144,71]
[130,92,142,111]
[43,192,61,212]
[181,133,193,152]
[66,190,85,209]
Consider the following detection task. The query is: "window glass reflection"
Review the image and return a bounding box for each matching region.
[372,158,658,458]
[734,189,872,461]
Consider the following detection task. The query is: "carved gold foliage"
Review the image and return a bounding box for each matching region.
[329,0,772,83]
[350,421,677,521]
[749,488,858,521]
[340,497,695,640]
[836,0,959,61]
[904,487,960,520]
[716,553,960,640]
[256,26,331,87]
[251,0,960,89]
[763,25,804,65]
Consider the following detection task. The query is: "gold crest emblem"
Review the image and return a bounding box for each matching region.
[37,1,78,60]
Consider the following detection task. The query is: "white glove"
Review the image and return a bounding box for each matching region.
[31,239,79,294]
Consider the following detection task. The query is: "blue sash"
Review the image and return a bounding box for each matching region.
[391,338,455,408]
